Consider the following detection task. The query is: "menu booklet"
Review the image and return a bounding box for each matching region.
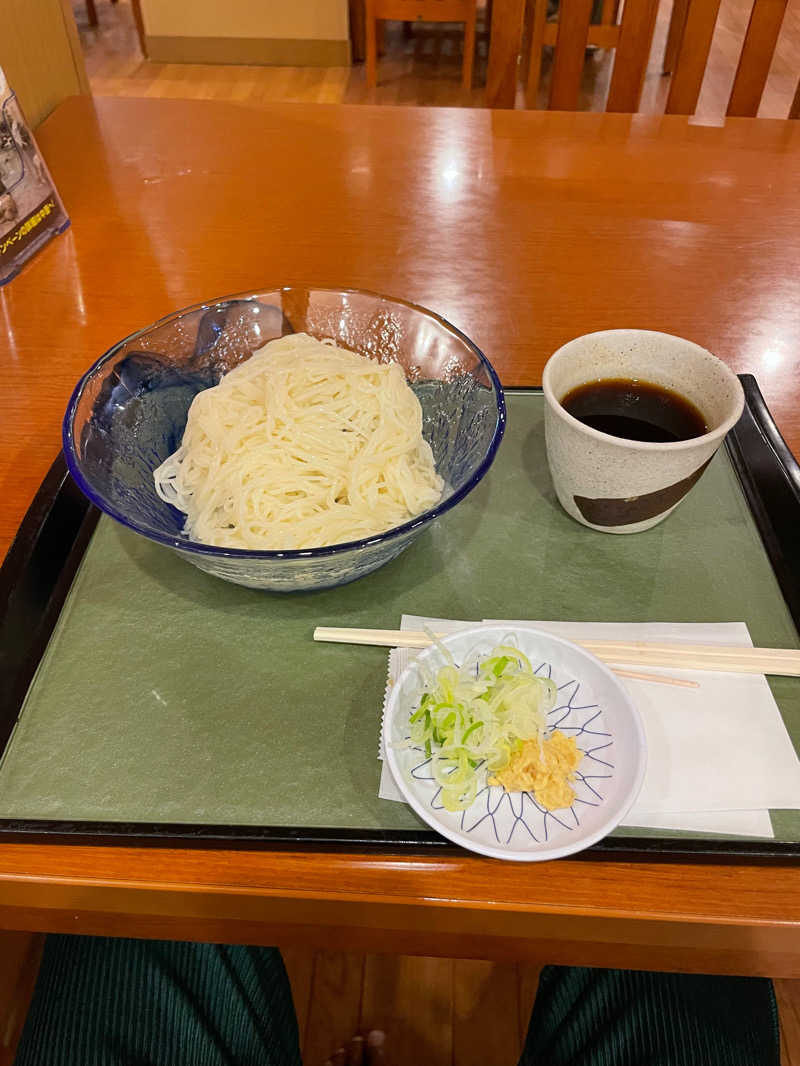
[0,66,70,286]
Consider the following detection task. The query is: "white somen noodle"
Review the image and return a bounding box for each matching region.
[153,333,444,550]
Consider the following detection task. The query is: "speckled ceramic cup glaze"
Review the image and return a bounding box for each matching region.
[542,330,745,534]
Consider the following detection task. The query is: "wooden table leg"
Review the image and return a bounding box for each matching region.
[663,0,689,74]
[485,0,526,108]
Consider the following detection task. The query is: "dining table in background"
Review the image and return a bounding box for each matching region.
[1,95,799,975]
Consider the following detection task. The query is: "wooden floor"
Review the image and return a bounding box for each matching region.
[2,931,800,1065]
[283,949,540,1064]
[74,0,799,121]
[288,950,800,1064]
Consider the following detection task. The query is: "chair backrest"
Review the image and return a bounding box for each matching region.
[667,0,790,117]
[530,0,798,120]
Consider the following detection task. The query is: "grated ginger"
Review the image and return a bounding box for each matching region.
[489,730,582,810]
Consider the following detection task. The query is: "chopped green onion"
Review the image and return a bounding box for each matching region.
[405,640,557,812]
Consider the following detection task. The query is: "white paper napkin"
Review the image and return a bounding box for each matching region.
[379,617,800,838]
[628,809,774,836]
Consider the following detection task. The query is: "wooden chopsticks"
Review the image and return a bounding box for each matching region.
[315,628,443,649]
[576,640,800,676]
[585,668,697,689]
[313,627,800,679]
[313,627,697,688]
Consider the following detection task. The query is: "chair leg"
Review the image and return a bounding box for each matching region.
[349,0,366,62]
[86,0,98,26]
[663,0,689,74]
[365,0,378,87]
[462,10,477,90]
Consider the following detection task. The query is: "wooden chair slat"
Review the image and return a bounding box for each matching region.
[727,0,788,117]
[662,0,690,75]
[666,0,723,115]
[549,0,594,111]
[600,0,619,25]
[607,0,660,113]
[525,0,547,109]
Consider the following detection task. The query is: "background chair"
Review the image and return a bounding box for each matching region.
[364,0,478,89]
[526,0,799,118]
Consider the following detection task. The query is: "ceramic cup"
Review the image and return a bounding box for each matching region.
[542,330,745,534]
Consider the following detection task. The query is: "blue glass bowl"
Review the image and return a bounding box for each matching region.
[63,287,506,591]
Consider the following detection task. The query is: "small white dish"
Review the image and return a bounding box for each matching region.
[383,625,647,861]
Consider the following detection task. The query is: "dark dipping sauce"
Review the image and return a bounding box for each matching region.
[561,378,709,443]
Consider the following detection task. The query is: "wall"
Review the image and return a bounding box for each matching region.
[0,0,89,128]
[140,0,351,66]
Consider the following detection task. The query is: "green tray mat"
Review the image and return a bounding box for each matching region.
[1,392,798,842]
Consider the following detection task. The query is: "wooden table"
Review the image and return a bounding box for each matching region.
[1,96,800,976]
